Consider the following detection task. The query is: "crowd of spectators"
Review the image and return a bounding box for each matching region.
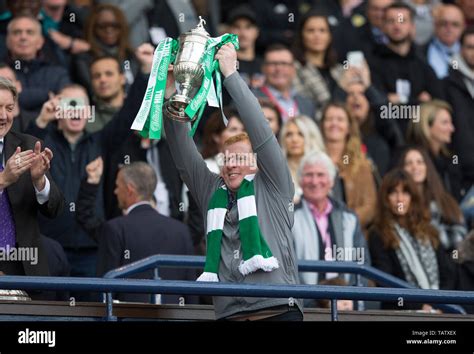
[0,0,473,313]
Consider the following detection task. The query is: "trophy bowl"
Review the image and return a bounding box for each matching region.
[165,17,210,123]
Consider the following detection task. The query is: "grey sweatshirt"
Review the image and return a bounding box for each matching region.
[164,72,303,319]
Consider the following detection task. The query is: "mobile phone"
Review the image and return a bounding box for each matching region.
[60,97,85,109]
[347,51,364,68]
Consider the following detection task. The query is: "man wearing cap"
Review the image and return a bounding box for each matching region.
[228,5,264,89]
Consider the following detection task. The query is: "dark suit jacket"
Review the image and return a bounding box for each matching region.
[103,135,183,221]
[2,131,64,276]
[97,204,197,304]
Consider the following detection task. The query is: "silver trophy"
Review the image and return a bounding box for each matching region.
[164,17,210,122]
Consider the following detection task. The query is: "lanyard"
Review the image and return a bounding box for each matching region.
[260,86,298,120]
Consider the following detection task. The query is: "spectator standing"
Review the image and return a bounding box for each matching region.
[5,16,70,113]
[73,3,138,94]
[96,0,152,49]
[279,115,325,202]
[292,11,348,114]
[445,27,474,191]
[0,76,64,278]
[41,0,91,65]
[420,3,465,79]
[254,44,316,122]
[321,102,378,233]
[345,80,391,178]
[87,55,125,133]
[406,99,464,200]
[258,98,282,137]
[227,5,264,89]
[85,161,197,305]
[369,2,444,134]
[24,44,149,291]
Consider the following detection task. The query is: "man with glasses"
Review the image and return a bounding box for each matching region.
[421,4,466,79]
[254,44,316,123]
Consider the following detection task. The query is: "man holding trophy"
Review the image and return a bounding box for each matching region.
[131,18,302,321]
[164,44,303,320]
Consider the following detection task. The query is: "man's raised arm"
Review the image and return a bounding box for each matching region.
[163,67,220,211]
[216,44,294,199]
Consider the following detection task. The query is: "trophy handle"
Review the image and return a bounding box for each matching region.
[197,16,206,29]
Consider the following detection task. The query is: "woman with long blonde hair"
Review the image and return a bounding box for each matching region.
[406,99,463,200]
[279,115,325,202]
[320,102,377,232]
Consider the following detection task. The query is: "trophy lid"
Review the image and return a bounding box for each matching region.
[188,16,210,37]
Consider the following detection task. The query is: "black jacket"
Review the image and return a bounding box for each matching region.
[0,131,64,276]
[7,57,71,113]
[368,229,456,310]
[430,151,464,202]
[97,204,197,304]
[25,72,148,249]
[370,43,444,102]
[369,43,444,135]
[454,261,474,314]
[444,68,474,187]
[103,134,183,221]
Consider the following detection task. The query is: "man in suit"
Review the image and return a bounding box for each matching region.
[96,162,196,304]
[0,76,64,277]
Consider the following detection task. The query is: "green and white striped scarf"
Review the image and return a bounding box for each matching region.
[197,174,279,282]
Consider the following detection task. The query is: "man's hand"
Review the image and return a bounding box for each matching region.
[30,141,53,191]
[215,43,237,78]
[36,94,60,128]
[48,30,90,54]
[357,60,371,89]
[418,91,432,102]
[338,67,360,92]
[48,29,72,50]
[85,156,103,185]
[0,147,35,189]
[136,43,155,74]
[387,93,401,104]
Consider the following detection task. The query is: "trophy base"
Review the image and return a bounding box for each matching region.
[164,95,197,123]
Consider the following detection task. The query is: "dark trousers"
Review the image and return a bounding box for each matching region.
[260,306,304,321]
[65,248,100,302]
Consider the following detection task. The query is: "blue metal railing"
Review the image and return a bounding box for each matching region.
[0,255,472,321]
[103,254,467,315]
[0,275,473,321]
